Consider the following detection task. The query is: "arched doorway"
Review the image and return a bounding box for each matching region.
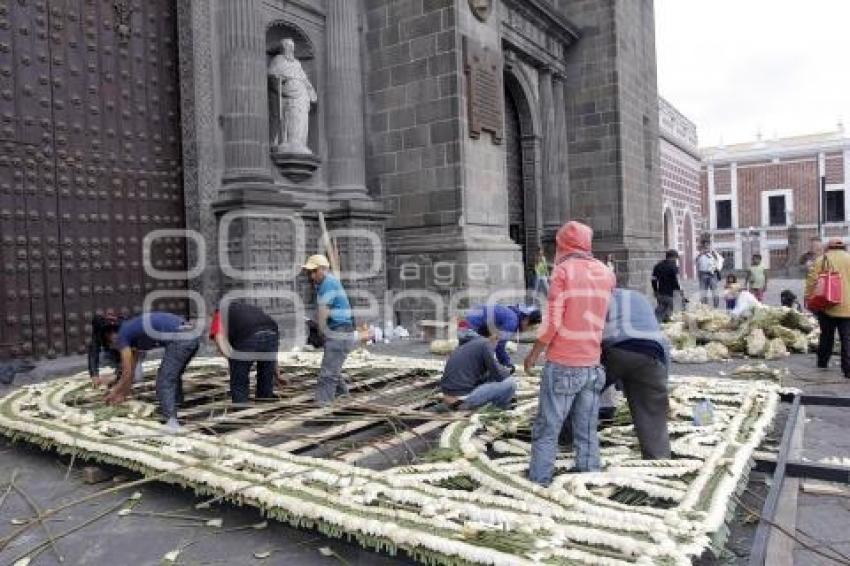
[683,212,695,279]
[663,207,677,250]
[504,86,527,270]
[503,71,537,285]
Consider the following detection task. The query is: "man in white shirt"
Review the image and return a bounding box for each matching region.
[696,246,720,308]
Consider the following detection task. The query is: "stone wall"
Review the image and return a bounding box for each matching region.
[557,0,662,289]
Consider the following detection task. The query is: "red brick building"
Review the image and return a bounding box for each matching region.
[659,98,702,279]
[701,128,850,270]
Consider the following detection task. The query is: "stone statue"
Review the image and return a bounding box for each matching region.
[269,38,316,154]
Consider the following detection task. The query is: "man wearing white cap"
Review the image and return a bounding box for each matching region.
[302,254,357,404]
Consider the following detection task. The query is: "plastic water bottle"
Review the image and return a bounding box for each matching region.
[693,398,715,426]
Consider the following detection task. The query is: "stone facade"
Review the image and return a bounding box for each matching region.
[701,128,850,270]
[175,0,663,332]
[659,97,702,280]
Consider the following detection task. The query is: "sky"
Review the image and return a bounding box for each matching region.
[654,0,850,148]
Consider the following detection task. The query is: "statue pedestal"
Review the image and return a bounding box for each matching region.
[271,150,321,182]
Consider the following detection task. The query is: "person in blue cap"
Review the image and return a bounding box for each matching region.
[459,304,542,371]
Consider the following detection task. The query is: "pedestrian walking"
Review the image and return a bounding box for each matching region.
[745,254,768,302]
[696,245,720,308]
[651,250,683,322]
[523,221,615,485]
[806,238,850,378]
[533,249,550,299]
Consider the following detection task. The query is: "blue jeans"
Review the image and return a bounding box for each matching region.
[228,329,279,403]
[533,276,549,298]
[528,362,605,485]
[699,271,719,308]
[156,337,200,420]
[461,376,517,410]
[316,330,357,405]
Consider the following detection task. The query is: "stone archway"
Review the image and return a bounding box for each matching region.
[683,211,695,279]
[503,70,539,285]
[663,206,677,251]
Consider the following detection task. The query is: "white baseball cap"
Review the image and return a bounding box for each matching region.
[302,254,330,271]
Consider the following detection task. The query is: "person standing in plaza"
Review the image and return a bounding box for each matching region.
[524,221,615,485]
[651,249,683,322]
[209,301,281,403]
[303,254,358,404]
[533,248,551,299]
[806,238,850,378]
[745,253,768,302]
[601,288,671,459]
[696,245,719,308]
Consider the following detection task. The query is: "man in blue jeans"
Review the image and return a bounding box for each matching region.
[440,334,516,410]
[303,254,358,405]
[103,311,199,430]
[210,301,280,403]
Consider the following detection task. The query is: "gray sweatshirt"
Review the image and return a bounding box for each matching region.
[440,337,511,397]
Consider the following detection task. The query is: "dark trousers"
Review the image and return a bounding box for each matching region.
[156,337,200,419]
[655,294,675,323]
[603,347,671,459]
[816,313,850,376]
[228,330,279,403]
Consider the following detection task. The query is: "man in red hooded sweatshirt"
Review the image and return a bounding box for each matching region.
[524,221,616,485]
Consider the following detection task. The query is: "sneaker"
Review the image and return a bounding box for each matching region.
[162,417,182,434]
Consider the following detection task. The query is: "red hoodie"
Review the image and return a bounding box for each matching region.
[538,221,615,367]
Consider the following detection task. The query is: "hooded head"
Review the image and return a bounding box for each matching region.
[555,221,593,257]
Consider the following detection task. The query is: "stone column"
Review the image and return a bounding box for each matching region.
[553,74,570,222]
[538,67,559,233]
[326,0,368,200]
[219,0,272,187]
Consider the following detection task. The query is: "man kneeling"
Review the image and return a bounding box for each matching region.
[440,334,516,410]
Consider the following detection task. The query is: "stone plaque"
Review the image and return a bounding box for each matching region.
[463,36,503,144]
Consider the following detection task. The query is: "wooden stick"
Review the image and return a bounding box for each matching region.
[318,211,340,274]
[12,483,64,563]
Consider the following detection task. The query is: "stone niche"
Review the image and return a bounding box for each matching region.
[266,21,321,183]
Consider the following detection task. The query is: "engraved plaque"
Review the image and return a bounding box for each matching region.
[463,36,503,144]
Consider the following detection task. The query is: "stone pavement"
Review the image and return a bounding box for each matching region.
[2,329,849,565]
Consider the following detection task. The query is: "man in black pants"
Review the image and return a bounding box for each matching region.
[601,288,671,459]
[651,249,683,323]
[210,302,281,403]
[806,238,850,377]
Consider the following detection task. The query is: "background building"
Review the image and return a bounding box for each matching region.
[700,127,850,270]
[659,97,702,279]
[0,0,662,360]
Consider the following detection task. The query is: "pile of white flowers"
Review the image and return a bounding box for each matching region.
[663,304,817,363]
[0,356,779,566]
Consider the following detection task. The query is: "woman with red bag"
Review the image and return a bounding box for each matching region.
[806,238,850,377]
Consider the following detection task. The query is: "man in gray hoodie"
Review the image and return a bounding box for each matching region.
[601,288,671,459]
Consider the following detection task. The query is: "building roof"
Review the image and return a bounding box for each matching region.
[702,128,850,164]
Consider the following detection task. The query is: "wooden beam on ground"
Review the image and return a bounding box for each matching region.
[764,405,805,566]
[226,375,438,442]
[338,419,448,464]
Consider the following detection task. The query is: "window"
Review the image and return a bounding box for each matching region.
[768,195,787,226]
[715,200,732,229]
[826,190,845,222]
[720,250,735,270]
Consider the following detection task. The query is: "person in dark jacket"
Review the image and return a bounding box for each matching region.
[601,289,671,459]
[459,304,541,370]
[440,334,516,410]
[651,250,684,322]
[210,302,281,403]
